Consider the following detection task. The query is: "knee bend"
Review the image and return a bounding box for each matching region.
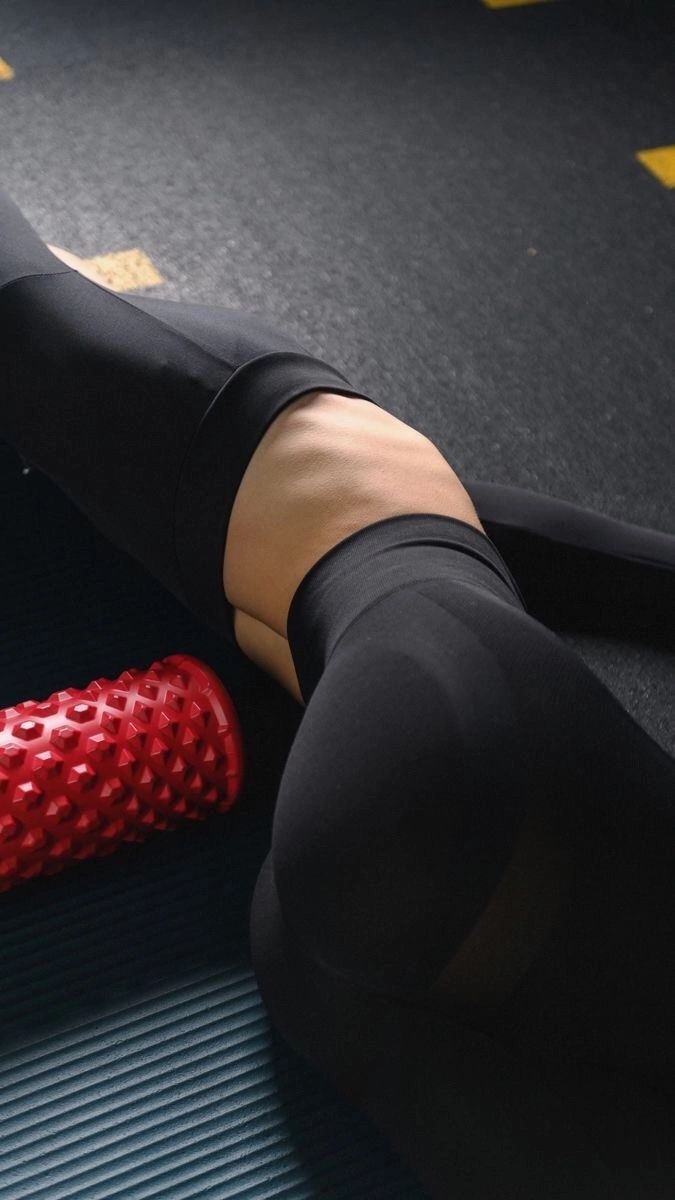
[269,607,529,998]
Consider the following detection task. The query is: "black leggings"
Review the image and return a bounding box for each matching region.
[2,188,674,1198]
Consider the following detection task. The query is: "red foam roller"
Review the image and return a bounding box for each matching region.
[0,653,245,893]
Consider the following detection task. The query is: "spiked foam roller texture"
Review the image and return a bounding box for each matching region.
[0,654,245,892]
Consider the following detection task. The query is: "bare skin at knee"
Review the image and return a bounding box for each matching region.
[223,390,485,638]
[223,390,485,701]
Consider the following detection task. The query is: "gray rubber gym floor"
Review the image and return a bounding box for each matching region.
[0,0,673,1197]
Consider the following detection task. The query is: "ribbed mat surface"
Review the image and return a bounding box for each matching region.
[0,872,422,1199]
[0,451,425,1197]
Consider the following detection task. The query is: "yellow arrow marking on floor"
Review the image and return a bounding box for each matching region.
[636,145,675,188]
[81,248,165,291]
[482,0,554,8]
[0,57,15,81]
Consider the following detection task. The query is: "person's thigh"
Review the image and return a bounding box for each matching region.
[248,579,618,1197]
[114,290,311,362]
[267,580,569,998]
[250,569,675,1195]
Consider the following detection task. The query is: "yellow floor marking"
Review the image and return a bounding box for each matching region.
[0,57,15,81]
[635,145,675,188]
[482,0,553,8]
[81,248,165,291]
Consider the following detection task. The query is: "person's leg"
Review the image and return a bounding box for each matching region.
[46,244,113,287]
[0,187,381,649]
[250,514,675,1198]
[463,479,675,647]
